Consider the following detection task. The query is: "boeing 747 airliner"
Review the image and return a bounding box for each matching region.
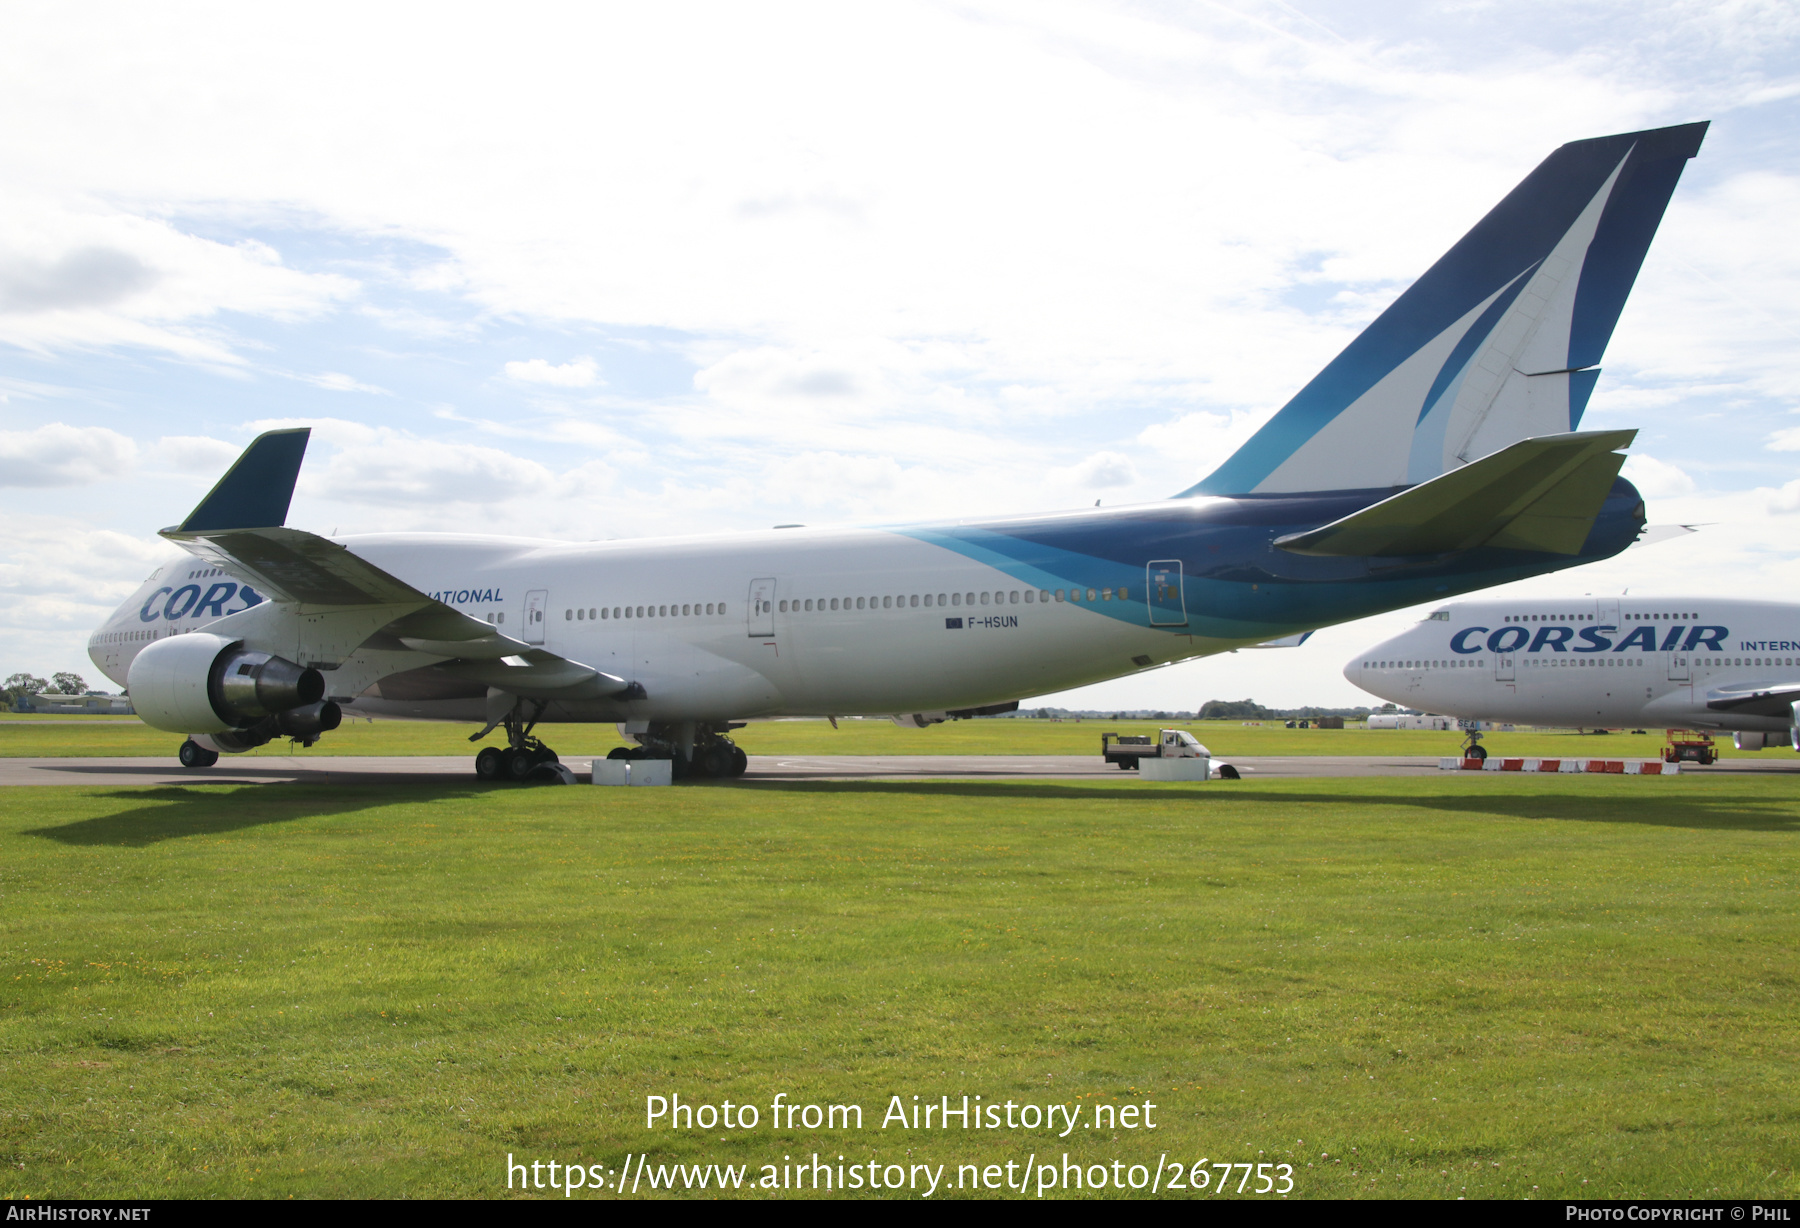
[1349,596,1800,751]
[87,123,1709,781]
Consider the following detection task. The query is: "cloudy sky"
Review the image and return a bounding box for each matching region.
[2,0,1796,709]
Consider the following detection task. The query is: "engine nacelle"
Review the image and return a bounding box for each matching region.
[128,633,325,734]
[1734,731,1795,751]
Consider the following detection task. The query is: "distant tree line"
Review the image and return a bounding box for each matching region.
[3,672,92,709]
[1024,700,1378,721]
[1198,698,1374,720]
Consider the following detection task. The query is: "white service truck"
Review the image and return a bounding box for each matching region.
[1101,729,1241,780]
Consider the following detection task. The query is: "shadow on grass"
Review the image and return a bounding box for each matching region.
[726,779,1800,834]
[23,782,492,847]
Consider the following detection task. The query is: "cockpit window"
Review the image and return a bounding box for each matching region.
[1427,610,1450,621]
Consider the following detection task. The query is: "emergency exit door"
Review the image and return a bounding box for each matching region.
[747,578,775,637]
[1146,561,1187,626]
[523,589,548,644]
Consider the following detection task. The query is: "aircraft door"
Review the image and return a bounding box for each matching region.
[523,589,548,645]
[747,578,775,638]
[1495,652,1514,682]
[1146,560,1187,626]
[1668,651,1690,682]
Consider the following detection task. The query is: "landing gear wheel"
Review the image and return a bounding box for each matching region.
[606,747,632,761]
[178,739,218,768]
[1217,763,1241,780]
[506,747,538,781]
[475,746,505,780]
[729,745,748,777]
[1467,745,1488,762]
[700,744,732,779]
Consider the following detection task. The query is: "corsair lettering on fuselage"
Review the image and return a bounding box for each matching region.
[138,582,264,623]
[1447,623,1729,655]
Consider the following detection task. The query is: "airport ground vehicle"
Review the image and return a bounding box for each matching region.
[1102,729,1241,779]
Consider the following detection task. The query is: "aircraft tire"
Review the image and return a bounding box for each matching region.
[178,739,219,768]
[606,747,632,760]
[505,747,537,781]
[699,744,731,779]
[729,745,748,777]
[1217,763,1241,780]
[474,746,505,780]
[1467,745,1488,762]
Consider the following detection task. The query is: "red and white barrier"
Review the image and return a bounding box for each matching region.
[1437,756,1678,775]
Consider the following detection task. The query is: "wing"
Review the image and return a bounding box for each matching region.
[1705,684,1800,721]
[161,429,632,700]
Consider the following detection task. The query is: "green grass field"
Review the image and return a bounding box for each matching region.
[0,713,1772,761]
[3,775,1796,1199]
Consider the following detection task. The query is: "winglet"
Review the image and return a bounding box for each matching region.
[176,428,311,533]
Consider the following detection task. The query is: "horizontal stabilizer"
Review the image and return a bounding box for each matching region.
[177,428,311,532]
[1274,429,1634,558]
[1630,523,1702,549]
[1248,632,1315,648]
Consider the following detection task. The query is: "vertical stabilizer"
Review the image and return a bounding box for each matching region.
[1186,122,1707,497]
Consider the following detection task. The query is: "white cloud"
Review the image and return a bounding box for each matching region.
[504,358,599,388]
[1048,450,1138,490]
[0,423,136,486]
[1767,426,1800,451]
[150,435,242,473]
[312,434,556,506]
[0,208,355,364]
[0,513,179,678]
[1621,453,1697,497]
[301,371,389,395]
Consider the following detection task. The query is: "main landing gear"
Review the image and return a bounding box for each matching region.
[611,721,748,781]
[472,699,572,784]
[178,738,219,768]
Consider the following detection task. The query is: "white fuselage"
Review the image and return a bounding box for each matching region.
[1347,596,1800,733]
[90,519,1230,724]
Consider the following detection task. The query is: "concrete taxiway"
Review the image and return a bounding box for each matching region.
[2,752,1791,787]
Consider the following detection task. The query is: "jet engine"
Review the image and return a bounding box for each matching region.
[128,632,337,749]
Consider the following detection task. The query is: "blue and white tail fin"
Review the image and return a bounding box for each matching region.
[1185,122,1707,497]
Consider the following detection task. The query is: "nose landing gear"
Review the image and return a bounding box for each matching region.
[1458,721,1488,763]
